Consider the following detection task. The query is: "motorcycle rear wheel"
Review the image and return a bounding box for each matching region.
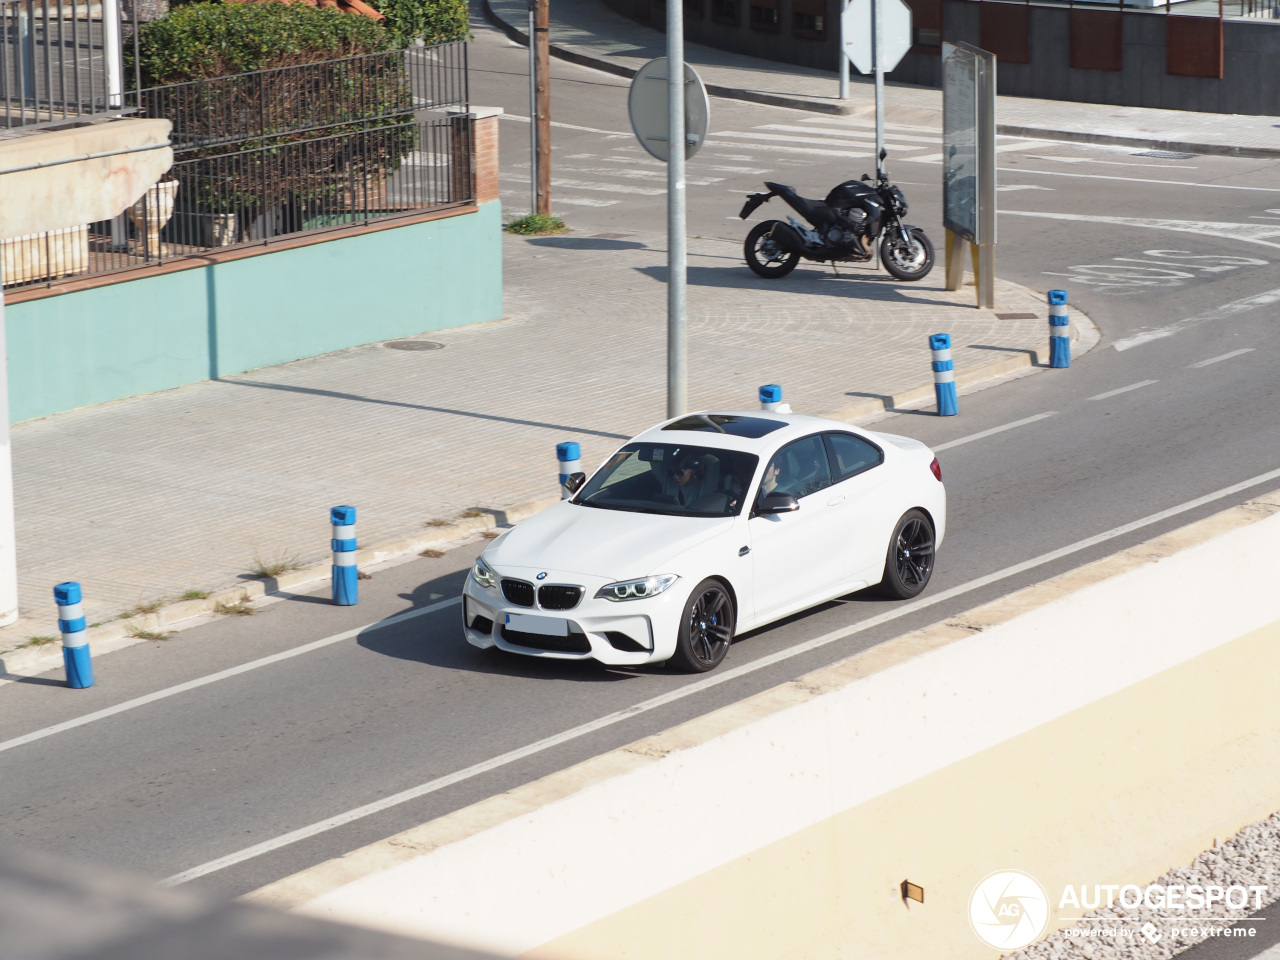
[745,220,801,278]
[880,229,934,281]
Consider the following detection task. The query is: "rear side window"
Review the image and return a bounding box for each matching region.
[823,432,883,481]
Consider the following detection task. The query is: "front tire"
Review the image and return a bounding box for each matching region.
[880,229,934,281]
[670,579,736,672]
[745,220,801,279]
[878,509,936,599]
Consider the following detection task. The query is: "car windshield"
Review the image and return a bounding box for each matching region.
[575,443,760,517]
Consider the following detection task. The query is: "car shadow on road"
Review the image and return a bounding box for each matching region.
[356,571,649,684]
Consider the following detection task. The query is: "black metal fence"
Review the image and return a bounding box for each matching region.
[0,0,135,130]
[3,41,473,290]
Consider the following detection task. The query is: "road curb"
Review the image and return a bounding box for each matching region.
[482,0,1275,156]
[0,309,1094,680]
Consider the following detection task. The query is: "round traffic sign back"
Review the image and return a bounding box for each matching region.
[627,58,711,163]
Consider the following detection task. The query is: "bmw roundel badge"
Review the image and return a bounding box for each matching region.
[536,572,548,580]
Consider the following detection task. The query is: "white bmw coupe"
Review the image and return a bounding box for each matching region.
[462,411,946,672]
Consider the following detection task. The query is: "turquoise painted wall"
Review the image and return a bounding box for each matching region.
[6,202,501,424]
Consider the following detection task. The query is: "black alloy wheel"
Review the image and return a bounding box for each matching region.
[879,229,935,282]
[671,579,736,672]
[878,509,936,600]
[744,220,801,278]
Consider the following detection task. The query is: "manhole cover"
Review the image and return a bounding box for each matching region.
[996,312,1039,320]
[385,340,445,351]
[1132,150,1196,159]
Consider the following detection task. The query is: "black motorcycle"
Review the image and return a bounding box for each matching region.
[738,155,934,282]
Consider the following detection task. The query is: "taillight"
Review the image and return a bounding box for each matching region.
[930,457,942,481]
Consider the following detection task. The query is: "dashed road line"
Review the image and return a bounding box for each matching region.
[1089,380,1159,401]
[931,413,1058,452]
[1191,348,1255,368]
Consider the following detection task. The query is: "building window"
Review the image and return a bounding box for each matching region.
[792,0,825,38]
[749,0,779,31]
[914,26,941,47]
[711,0,738,23]
[685,0,704,17]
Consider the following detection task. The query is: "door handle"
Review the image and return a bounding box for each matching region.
[739,545,751,556]
[827,495,846,506]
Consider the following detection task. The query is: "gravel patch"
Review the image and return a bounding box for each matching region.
[1011,810,1280,960]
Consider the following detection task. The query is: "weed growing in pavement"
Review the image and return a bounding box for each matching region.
[420,548,446,558]
[481,530,500,539]
[119,598,165,619]
[18,635,58,649]
[129,626,172,641]
[461,509,482,519]
[504,213,567,236]
[425,518,451,527]
[249,551,302,579]
[214,600,255,616]
[357,570,372,580]
[180,589,209,601]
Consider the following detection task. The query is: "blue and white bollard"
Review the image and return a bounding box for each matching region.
[557,441,581,499]
[1048,289,1071,368]
[930,333,959,417]
[331,505,358,606]
[54,581,94,689]
[758,384,791,414]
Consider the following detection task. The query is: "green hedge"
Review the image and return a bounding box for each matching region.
[134,2,395,85]
[365,0,469,45]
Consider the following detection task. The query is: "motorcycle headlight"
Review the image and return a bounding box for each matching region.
[472,557,498,590]
[596,574,680,602]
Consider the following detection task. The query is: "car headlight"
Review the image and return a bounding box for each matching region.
[596,574,679,602]
[472,557,497,590]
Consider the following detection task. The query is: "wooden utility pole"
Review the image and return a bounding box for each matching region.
[533,0,551,216]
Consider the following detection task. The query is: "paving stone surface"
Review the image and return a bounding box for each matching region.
[3,231,1058,646]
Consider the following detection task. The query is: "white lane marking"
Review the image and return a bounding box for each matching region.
[0,598,462,757]
[500,114,629,137]
[544,166,724,186]
[1089,380,1159,401]
[798,116,942,134]
[931,413,1058,452]
[998,184,1054,192]
[713,131,927,152]
[160,464,1280,885]
[1248,943,1280,960]
[993,168,1280,193]
[906,141,1049,163]
[552,197,621,207]
[502,174,664,196]
[1025,154,1199,170]
[704,141,876,160]
[1113,286,1280,351]
[1006,210,1280,253]
[1191,348,1255,367]
[755,123,941,145]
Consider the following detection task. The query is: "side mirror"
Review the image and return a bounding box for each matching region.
[860,173,871,182]
[564,472,587,495]
[758,493,799,515]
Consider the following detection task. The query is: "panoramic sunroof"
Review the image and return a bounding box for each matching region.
[662,414,787,439]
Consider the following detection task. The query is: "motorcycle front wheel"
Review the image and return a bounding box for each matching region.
[880,229,934,281]
[744,220,801,278]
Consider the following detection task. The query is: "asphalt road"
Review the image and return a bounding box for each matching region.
[1,15,1279,911]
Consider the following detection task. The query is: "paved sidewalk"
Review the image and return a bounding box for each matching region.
[0,232,1090,654]
[485,0,1280,156]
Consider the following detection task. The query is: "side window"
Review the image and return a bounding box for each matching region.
[823,432,883,482]
[760,435,832,501]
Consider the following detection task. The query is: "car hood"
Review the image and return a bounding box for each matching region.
[485,502,734,580]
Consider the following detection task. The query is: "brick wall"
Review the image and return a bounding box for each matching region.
[472,109,502,205]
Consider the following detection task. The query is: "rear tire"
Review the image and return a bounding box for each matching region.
[877,509,936,600]
[745,220,801,278]
[880,229,934,282]
[670,579,736,672]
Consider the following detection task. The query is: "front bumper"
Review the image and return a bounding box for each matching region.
[461,574,686,666]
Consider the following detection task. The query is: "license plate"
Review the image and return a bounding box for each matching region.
[505,613,569,636]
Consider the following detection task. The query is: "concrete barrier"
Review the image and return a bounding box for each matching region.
[248,489,1280,960]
